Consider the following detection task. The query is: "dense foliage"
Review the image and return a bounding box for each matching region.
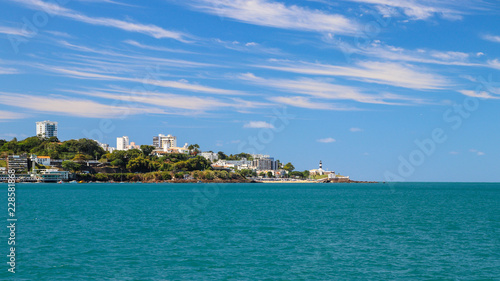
[1,136,296,180]
[0,136,105,160]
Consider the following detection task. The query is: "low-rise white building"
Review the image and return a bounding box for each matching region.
[200,152,219,162]
[34,155,51,166]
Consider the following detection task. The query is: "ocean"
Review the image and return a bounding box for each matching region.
[1,182,499,280]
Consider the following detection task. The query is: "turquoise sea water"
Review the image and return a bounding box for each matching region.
[1,182,499,280]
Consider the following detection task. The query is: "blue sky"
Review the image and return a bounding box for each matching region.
[0,0,499,181]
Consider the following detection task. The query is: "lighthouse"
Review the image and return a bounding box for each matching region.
[319,160,323,169]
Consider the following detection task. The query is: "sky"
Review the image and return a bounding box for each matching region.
[0,0,499,182]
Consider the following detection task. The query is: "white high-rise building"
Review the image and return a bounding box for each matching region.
[153,134,177,149]
[116,136,129,151]
[36,120,58,138]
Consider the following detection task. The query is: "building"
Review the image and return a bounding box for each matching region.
[7,155,29,172]
[200,152,218,162]
[309,160,334,176]
[33,155,51,166]
[128,142,140,150]
[252,157,278,171]
[116,136,130,151]
[153,134,177,149]
[38,169,69,182]
[94,140,115,153]
[152,143,190,156]
[36,120,58,138]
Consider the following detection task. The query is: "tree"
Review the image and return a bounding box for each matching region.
[283,162,295,172]
[140,145,155,157]
[126,156,151,173]
[110,159,125,168]
[217,151,227,160]
[72,153,87,162]
[303,170,310,179]
[267,171,274,178]
[62,161,81,173]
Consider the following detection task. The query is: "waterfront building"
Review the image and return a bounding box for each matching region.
[7,155,29,172]
[116,136,129,151]
[128,142,140,150]
[213,158,254,170]
[36,120,58,138]
[38,169,69,182]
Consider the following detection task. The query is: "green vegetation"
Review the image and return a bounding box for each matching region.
[289,170,310,179]
[283,162,295,172]
[0,136,105,160]
[1,136,299,182]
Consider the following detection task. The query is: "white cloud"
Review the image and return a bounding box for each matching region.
[65,89,234,111]
[269,96,353,110]
[188,0,361,36]
[317,137,336,143]
[340,0,469,20]
[0,110,28,120]
[45,30,73,38]
[12,0,189,41]
[0,25,33,37]
[458,90,499,99]
[46,66,246,96]
[469,149,485,156]
[482,34,500,43]
[325,39,493,69]
[123,40,194,54]
[239,73,421,105]
[0,92,164,118]
[243,121,275,129]
[256,59,448,90]
[0,67,20,75]
[449,151,459,155]
[350,127,363,132]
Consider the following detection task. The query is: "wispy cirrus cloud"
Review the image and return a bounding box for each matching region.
[123,40,195,54]
[44,66,247,96]
[0,67,20,75]
[0,92,165,118]
[187,0,361,36]
[317,137,336,143]
[255,59,448,90]
[339,0,493,20]
[269,96,356,110]
[326,39,493,69]
[10,0,190,41]
[482,34,500,43]
[238,73,421,105]
[64,88,235,111]
[0,25,33,37]
[0,110,29,120]
[243,121,275,129]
